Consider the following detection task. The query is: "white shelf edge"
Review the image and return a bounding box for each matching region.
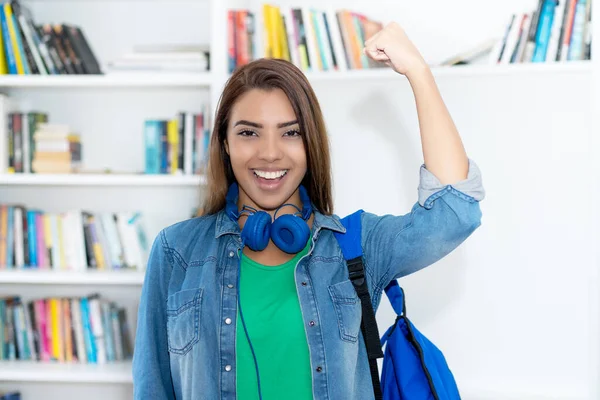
[301,60,593,81]
[0,72,213,88]
[0,360,132,383]
[430,60,593,76]
[0,173,206,186]
[0,61,590,89]
[0,269,145,285]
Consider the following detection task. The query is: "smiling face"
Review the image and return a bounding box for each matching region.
[225,88,307,214]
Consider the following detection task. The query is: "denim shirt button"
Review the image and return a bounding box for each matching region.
[301,281,307,286]
[225,365,232,372]
[227,284,234,289]
[309,320,315,327]
[316,366,323,372]
[225,318,232,325]
[229,251,235,257]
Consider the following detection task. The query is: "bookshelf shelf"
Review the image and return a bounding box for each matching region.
[0,73,214,88]
[0,269,145,285]
[0,173,206,186]
[0,360,132,383]
[0,61,586,90]
[302,60,592,82]
[430,60,593,76]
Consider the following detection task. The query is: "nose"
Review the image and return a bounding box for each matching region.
[258,133,284,162]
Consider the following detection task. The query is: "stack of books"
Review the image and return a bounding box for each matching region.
[227,5,387,73]
[105,44,210,74]
[0,0,101,75]
[31,123,81,174]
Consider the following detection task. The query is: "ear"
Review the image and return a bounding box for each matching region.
[224,139,230,155]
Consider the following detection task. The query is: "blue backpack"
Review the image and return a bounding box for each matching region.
[333,209,462,400]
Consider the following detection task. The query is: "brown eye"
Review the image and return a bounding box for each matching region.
[284,129,301,137]
[238,129,257,137]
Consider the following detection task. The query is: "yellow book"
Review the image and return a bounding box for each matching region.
[269,6,281,59]
[298,44,309,70]
[3,3,24,75]
[50,298,64,361]
[262,4,272,58]
[167,119,178,173]
[278,8,290,61]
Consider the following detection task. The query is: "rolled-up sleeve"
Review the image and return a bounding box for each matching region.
[418,158,485,208]
[361,159,485,293]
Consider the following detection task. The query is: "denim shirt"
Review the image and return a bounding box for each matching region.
[132,159,485,400]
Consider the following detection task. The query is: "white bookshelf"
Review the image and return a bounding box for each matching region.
[0,269,145,285]
[0,360,132,383]
[0,173,206,186]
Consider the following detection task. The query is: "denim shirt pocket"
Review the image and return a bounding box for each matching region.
[328,280,362,343]
[166,287,203,355]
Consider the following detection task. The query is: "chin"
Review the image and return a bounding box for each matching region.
[240,170,303,212]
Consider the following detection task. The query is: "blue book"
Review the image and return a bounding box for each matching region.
[568,0,588,60]
[0,8,16,74]
[532,0,559,62]
[0,392,21,400]
[80,298,97,363]
[160,121,168,174]
[144,120,161,174]
[9,10,30,74]
[26,211,36,267]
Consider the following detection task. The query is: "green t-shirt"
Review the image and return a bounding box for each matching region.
[236,239,313,400]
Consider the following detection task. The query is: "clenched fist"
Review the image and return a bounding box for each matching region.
[363,22,428,78]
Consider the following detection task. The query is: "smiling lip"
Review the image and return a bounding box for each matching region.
[252,169,288,190]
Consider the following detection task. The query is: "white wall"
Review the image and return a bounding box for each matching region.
[296,0,598,398]
[316,69,594,399]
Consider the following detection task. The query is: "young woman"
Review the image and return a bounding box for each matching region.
[132,22,485,400]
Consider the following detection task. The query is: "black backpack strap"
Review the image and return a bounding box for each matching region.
[334,211,384,399]
[348,256,384,399]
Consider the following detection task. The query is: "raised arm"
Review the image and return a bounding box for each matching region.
[364,22,469,184]
[361,22,485,292]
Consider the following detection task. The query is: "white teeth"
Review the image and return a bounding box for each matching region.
[254,170,287,179]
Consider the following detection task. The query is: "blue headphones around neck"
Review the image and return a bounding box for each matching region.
[225,182,312,254]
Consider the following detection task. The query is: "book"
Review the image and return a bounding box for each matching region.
[227,4,388,73]
[486,0,593,64]
[0,294,132,364]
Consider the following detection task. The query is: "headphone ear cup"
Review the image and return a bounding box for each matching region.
[241,211,272,251]
[271,214,310,254]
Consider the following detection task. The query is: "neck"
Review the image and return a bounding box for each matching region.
[236,188,304,229]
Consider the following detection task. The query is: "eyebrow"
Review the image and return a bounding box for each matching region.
[233,119,299,128]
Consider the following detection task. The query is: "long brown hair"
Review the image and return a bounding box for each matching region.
[200,58,333,216]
